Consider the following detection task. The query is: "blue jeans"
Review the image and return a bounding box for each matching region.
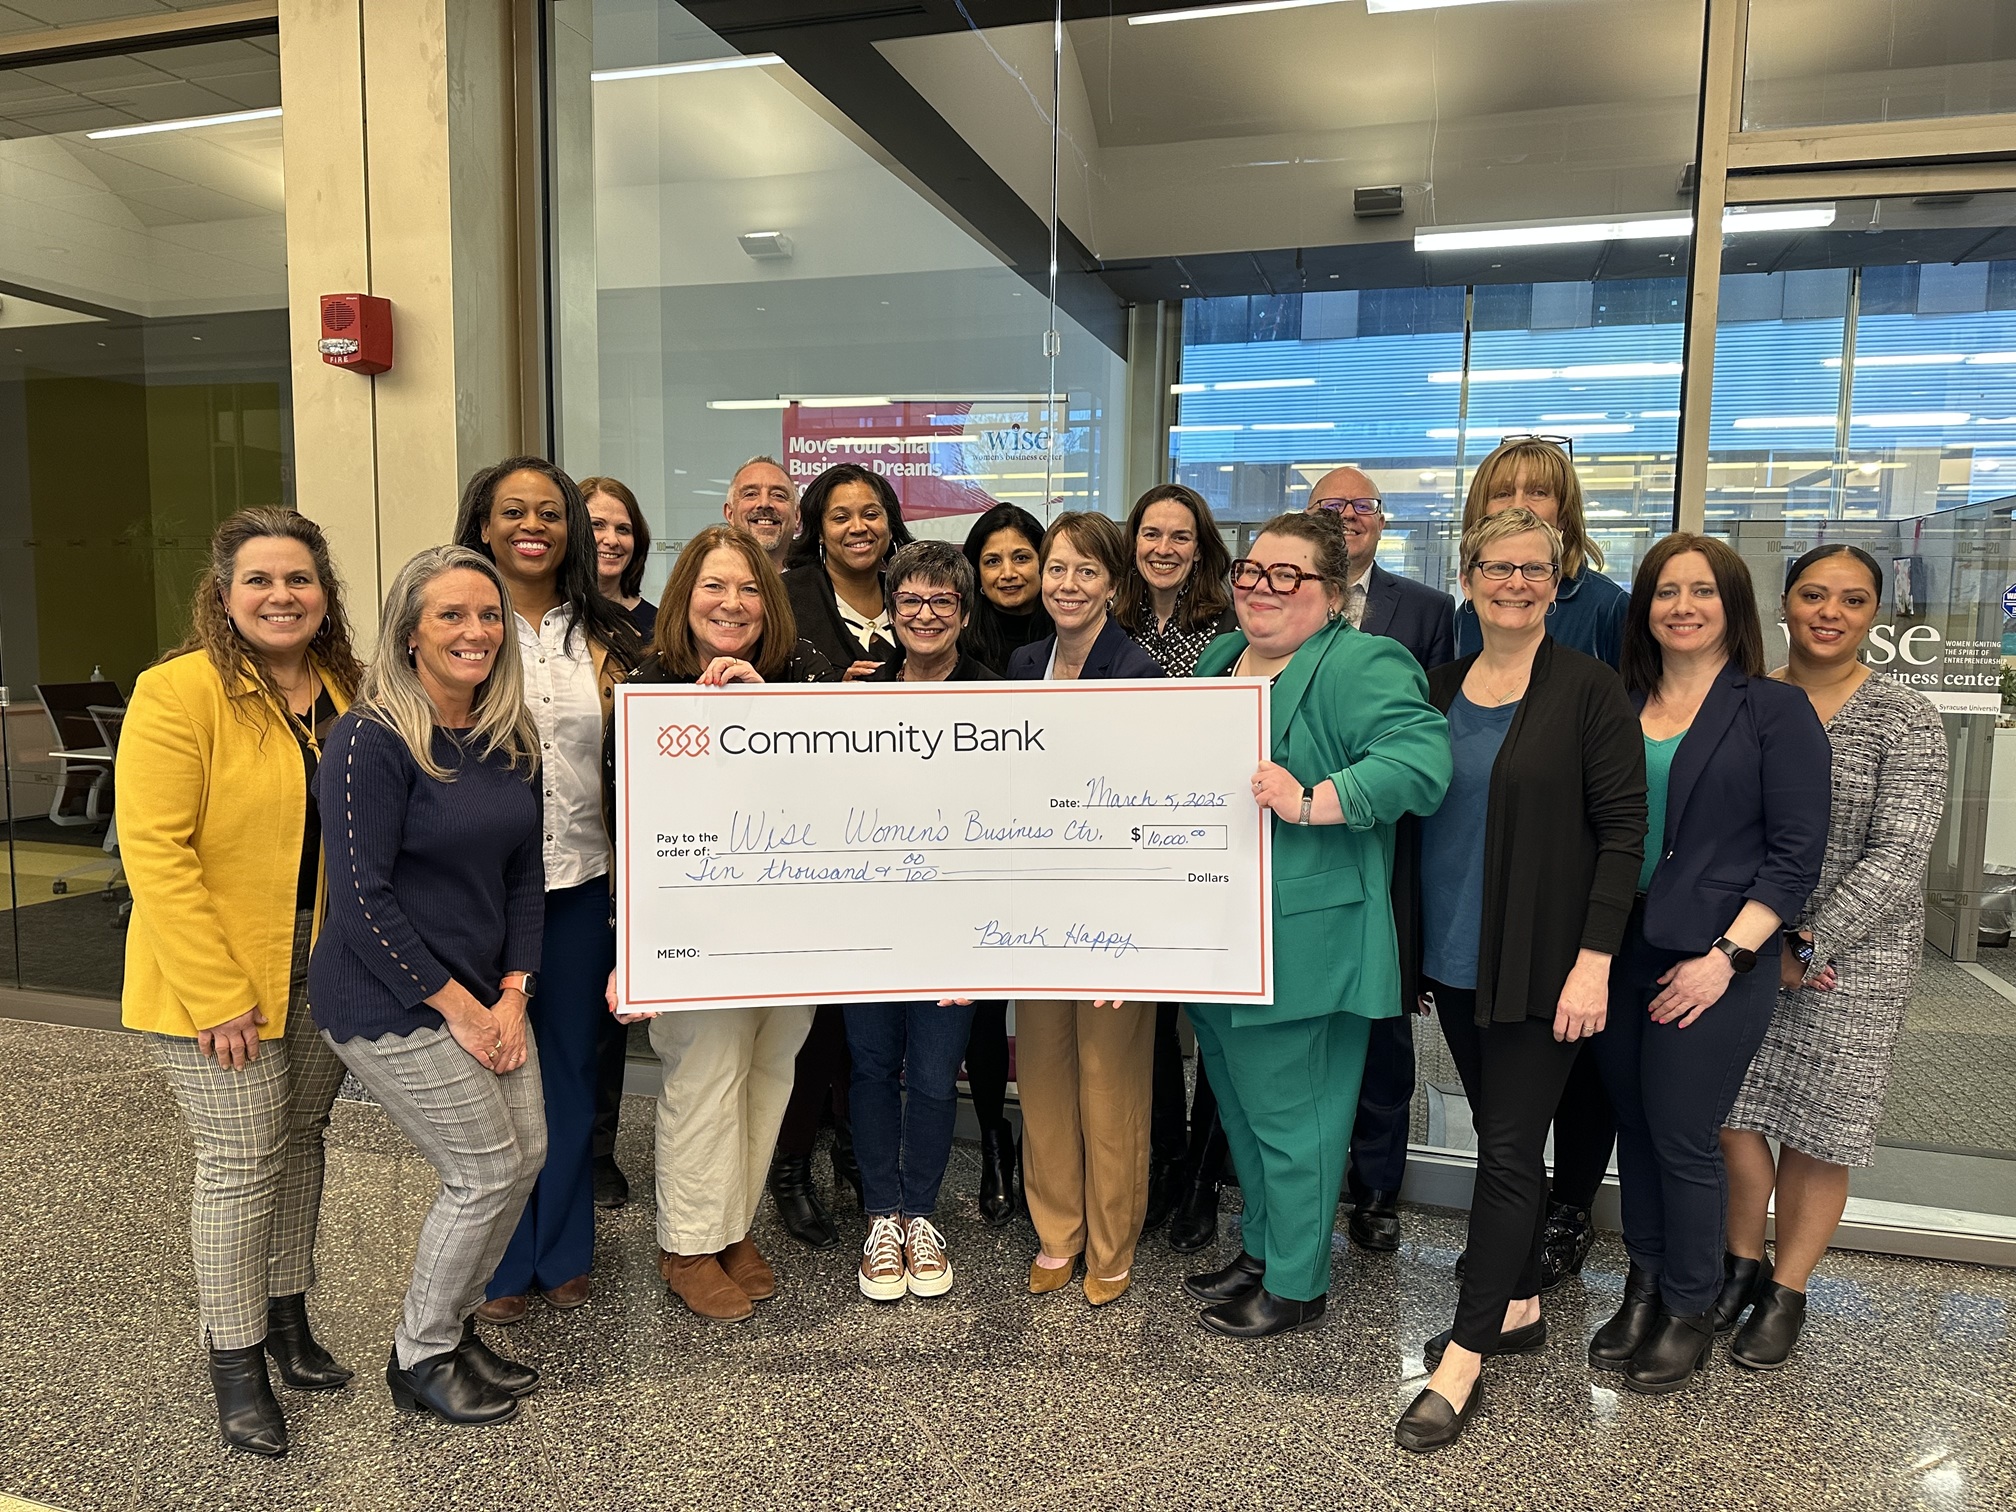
[843,1001,977,1220]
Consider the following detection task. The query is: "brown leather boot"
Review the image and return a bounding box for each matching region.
[659,1250,753,1322]
[717,1237,777,1301]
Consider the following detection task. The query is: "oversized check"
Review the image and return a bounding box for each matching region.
[614,679,1273,1012]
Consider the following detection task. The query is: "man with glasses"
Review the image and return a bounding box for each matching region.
[1305,465,1454,1254]
[723,456,801,568]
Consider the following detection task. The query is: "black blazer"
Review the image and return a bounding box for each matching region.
[865,653,1000,683]
[1361,563,1455,672]
[1007,616,1165,681]
[1405,639,1646,1025]
[783,563,900,675]
[1636,662,1831,960]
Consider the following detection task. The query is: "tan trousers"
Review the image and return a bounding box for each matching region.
[647,1005,815,1254]
[1015,1000,1154,1280]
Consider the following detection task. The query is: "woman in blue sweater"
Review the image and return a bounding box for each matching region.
[312,545,547,1428]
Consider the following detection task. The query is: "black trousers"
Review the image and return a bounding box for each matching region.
[965,1001,1011,1129]
[1547,1042,1616,1211]
[591,1011,627,1161]
[1433,980,1584,1354]
[1346,1011,1415,1196]
[1149,1004,1219,1164]
[775,1004,852,1158]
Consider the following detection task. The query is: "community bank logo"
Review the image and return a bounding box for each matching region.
[656,724,710,758]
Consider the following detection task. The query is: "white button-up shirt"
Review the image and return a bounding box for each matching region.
[518,606,608,891]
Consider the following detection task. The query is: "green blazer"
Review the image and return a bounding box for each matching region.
[1194,620,1452,1029]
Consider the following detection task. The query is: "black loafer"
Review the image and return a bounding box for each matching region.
[1710,1252,1773,1333]
[1589,1262,1662,1370]
[1348,1190,1402,1252]
[458,1317,539,1398]
[1423,1316,1547,1371]
[1730,1282,1807,1371]
[1394,1376,1482,1454]
[1199,1287,1326,1339]
[1182,1250,1265,1304]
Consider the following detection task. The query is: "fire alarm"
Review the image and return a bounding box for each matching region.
[318,293,392,374]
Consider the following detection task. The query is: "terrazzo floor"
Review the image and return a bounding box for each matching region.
[0,1018,2013,1512]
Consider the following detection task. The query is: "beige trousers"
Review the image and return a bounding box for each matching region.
[1015,1000,1155,1280]
[647,1005,816,1254]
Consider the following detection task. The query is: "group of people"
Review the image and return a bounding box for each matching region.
[118,436,1948,1460]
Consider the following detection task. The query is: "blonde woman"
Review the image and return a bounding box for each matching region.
[122,509,362,1457]
[311,546,547,1427]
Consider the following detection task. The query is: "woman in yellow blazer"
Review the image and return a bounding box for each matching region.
[120,508,363,1458]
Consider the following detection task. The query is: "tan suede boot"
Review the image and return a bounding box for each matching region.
[717,1237,777,1301]
[659,1249,754,1322]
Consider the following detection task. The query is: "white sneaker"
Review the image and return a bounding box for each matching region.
[904,1217,954,1298]
[858,1216,907,1302]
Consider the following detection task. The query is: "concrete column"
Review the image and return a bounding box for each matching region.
[279,0,526,635]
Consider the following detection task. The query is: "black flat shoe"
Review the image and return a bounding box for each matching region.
[1424,1316,1547,1370]
[592,1154,630,1210]
[1394,1375,1482,1454]
[265,1293,351,1391]
[458,1316,540,1399]
[1538,1201,1595,1292]
[1589,1261,1662,1369]
[210,1343,287,1457]
[386,1344,518,1425]
[1731,1281,1806,1371]
[767,1153,838,1250]
[1624,1309,1714,1395]
[1200,1287,1327,1339]
[1348,1190,1402,1252]
[1183,1250,1265,1304]
[1710,1252,1773,1333]
[977,1121,1017,1227]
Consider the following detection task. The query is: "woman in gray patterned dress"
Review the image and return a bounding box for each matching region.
[1717,545,1948,1370]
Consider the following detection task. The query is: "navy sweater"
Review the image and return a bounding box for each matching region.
[309,713,545,1043]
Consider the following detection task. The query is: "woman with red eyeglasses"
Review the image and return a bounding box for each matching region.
[1183,511,1450,1340]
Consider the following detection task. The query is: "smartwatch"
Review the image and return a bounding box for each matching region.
[1711,937,1757,974]
[1784,931,1817,967]
[1297,786,1314,826]
[503,971,539,1000]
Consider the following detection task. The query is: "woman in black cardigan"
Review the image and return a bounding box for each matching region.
[781,464,915,681]
[1395,509,1646,1453]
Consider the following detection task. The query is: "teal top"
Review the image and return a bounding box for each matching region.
[1638,731,1686,892]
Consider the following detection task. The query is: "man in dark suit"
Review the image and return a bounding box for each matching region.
[1307,466,1454,1250]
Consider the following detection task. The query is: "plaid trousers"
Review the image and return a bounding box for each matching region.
[328,1021,546,1367]
[150,909,347,1350]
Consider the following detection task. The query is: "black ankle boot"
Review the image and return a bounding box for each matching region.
[1183,1250,1265,1304]
[768,1153,838,1249]
[386,1344,518,1424]
[1589,1262,1661,1370]
[1710,1252,1773,1333]
[1348,1190,1402,1252]
[458,1316,540,1398]
[1200,1287,1327,1339]
[1624,1309,1715,1394]
[1730,1281,1807,1371]
[264,1293,352,1391]
[210,1343,287,1457]
[1167,1117,1227,1254]
[830,1120,863,1210]
[1537,1200,1595,1291]
[1142,1155,1183,1234]
[978,1121,1017,1228]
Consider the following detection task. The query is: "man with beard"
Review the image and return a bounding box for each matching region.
[724,456,801,567]
[1303,465,1453,1255]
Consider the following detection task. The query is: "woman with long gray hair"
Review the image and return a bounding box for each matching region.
[310,545,548,1427]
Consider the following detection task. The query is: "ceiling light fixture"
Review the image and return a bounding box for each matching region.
[86,107,281,140]
[1415,205,1834,252]
[1367,0,1518,11]
[591,53,783,82]
[737,230,793,260]
[1127,0,1354,25]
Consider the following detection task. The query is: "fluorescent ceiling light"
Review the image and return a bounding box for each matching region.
[1169,424,1243,433]
[1967,352,2016,365]
[1210,377,1318,391]
[1127,0,1353,25]
[86,107,280,140]
[1368,0,1517,10]
[1426,423,1634,439]
[707,399,791,410]
[1854,412,1970,427]
[1251,421,1335,431]
[1732,416,1834,429]
[1416,205,1833,252]
[1823,353,1966,369]
[591,54,782,82]
[1428,362,1681,385]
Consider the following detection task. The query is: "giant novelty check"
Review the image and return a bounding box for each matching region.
[613,679,1273,1012]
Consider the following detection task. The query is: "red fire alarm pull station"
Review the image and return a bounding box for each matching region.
[318,293,393,374]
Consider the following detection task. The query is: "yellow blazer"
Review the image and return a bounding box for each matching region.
[119,651,351,1039]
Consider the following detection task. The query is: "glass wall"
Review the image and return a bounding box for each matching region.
[1744,0,2016,128]
[0,33,289,997]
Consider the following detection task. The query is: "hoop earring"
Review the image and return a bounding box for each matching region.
[1546,602,1558,616]
[406,644,417,667]
[312,614,332,642]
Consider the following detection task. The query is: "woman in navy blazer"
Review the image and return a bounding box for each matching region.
[1588,533,1829,1396]
[1007,512,1165,1305]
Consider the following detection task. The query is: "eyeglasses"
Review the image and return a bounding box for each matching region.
[1498,433,1575,458]
[1311,496,1383,516]
[1468,559,1560,582]
[892,591,963,619]
[1230,559,1330,594]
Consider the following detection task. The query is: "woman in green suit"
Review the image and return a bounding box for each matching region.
[1186,510,1452,1339]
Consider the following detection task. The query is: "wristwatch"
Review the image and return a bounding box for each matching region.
[1711,937,1757,974]
[503,971,539,1000]
[1297,786,1314,826]
[1784,930,1817,967]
